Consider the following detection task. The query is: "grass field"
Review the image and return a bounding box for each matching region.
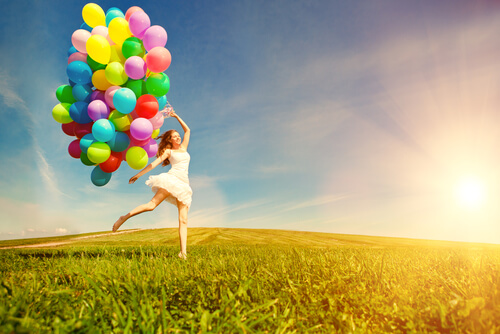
[0,228,499,333]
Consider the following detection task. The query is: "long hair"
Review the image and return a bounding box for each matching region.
[156,129,178,166]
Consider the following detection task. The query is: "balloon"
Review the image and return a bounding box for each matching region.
[92,69,113,91]
[109,44,126,63]
[52,103,73,124]
[87,100,110,120]
[143,25,168,51]
[149,111,165,130]
[82,3,105,28]
[152,128,160,138]
[122,37,145,59]
[91,166,112,186]
[126,79,147,99]
[72,84,93,102]
[105,8,125,27]
[90,90,106,102]
[87,142,111,164]
[129,11,150,39]
[87,55,106,71]
[74,122,93,139]
[104,86,121,108]
[107,131,130,152]
[105,61,128,86]
[67,61,92,85]
[130,135,151,147]
[126,146,148,169]
[80,133,97,154]
[125,6,143,21]
[91,25,111,42]
[108,110,132,131]
[156,95,167,110]
[135,94,159,119]
[68,52,88,64]
[92,119,116,142]
[71,29,91,53]
[99,151,122,173]
[145,47,171,73]
[62,122,77,136]
[113,88,136,114]
[68,46,78,57]
[130,118,153,141]
[124,56,147,80]
[69,102,92,124]
[142,138,158,158]
[80,152,96,166]
[80,22,93,32]
[146,73,170,96]
[68,139,82,158]
[108,17,132,46]
[56,85,76,104]
[86,35,111,64]
[82,3,106,28]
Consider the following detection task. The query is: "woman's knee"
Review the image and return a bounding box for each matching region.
[145,201,157,211]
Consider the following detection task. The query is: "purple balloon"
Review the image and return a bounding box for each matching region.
[129,11,151,39]
[87,100,110,121]
[90,90,106,102]
[130,118,153,141]
[143,25,167,51]
[142,138,158,158]
[124,56,147,80]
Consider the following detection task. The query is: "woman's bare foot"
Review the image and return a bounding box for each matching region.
[178,252,187,260]
[113,216,127,232]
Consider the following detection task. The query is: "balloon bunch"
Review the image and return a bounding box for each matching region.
[52,3,171,187]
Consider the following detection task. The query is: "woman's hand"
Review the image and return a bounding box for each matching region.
[129,175,139,184]
[169,111,178,118]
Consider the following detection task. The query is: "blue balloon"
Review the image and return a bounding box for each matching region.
[107,131,130,152]
[69,102,92,124]
[67,46,78,57]
[80,22,92,32]
[91,166,112,187]
[67,61,92,85]
[72,84,93,102]
[113,88,136,114]
[105,8,125,26]
[80,133,96,154]
[92,119,116,142]
[156,95,167,110]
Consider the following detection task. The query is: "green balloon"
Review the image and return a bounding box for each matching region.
[87,55,106,72]
[146,73,170,97]
[52,103,73,124]
[122,37,145,59]
[56,85,76,104]
[126,79,147,99]
[80,152,97,166]
[87,142,111,164]
[126,146,148,170]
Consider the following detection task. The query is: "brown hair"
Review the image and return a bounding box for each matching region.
[156,129,178,166]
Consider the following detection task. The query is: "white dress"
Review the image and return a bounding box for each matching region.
[145,149,192,208]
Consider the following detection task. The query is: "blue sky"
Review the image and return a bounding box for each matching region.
[1,0,500,243]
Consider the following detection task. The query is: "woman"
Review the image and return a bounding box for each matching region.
[112,111,192,260]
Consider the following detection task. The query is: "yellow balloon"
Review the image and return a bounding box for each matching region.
[108,18,132,46]
[82,3,106,28]
[52,103,73,124]
[105,62,128,86]
[152,129,160,138]
[109,110,132,131]
[86,35,111,64]
[92,69,113,91]
[109,44,126,64]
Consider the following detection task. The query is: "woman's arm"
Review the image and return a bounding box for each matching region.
[171,111,191,149]
[129,149,171,184]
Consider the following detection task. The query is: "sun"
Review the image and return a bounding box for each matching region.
[455,177,486,210]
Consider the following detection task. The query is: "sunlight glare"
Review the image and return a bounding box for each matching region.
[455,177,486,210]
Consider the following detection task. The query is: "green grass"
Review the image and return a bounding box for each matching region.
[1,228,499,333]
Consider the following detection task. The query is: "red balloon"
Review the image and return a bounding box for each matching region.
[68,139,82,158]
[74,122,93,139]
[145,47,171,73]
[99,151,122,173]
[135,94,159,119]
[62,122,77,136]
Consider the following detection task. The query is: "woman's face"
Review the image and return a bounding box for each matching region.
[170,132,181,146]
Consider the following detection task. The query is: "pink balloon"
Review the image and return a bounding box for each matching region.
[71,29,91,53]
[105,86,121,109]
[130,118,153,141]
[142,138,158,158]
[124,56,147,79]
[68,52,88,64]
[91,25,113,44]
[146,47,171,73]
[87,100,110,121]
[68,139,82,159]
[149,111,164,130]
[125,6,143,21]
[143,25,168,51]
[130,136,151,147]
[129,11,151,39]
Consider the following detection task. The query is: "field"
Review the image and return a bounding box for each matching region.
[0,228,499,333]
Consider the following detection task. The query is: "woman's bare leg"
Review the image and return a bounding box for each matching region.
[113,188,170,232]
[177,201,189,258]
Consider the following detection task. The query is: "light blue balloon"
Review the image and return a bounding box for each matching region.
[69,102,92,124]
[91,166,112,187]
[72,84,93,102]
[92,119,116,142]
[105,8,125,26]
[80,22,92,32]
[67,61,92,85]
[113,88,136,114]
[80,133,96,154]
[156,95,167,110]
[67,46,78,57]
[107,131,130,152]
